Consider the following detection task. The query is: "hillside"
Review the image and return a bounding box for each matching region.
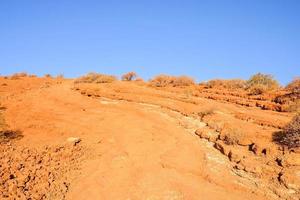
[0,75,299,200]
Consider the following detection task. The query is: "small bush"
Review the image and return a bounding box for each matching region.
[222,128,244,145]
[44,74,52,78]
[172,76,195,87]
[75,72,117,84]
[205,79,246,89]
[286,77,300,94]
[121,72,137,81]
[10,72,28,79]
[150,75,174,87]
[281,113,300,148]
[0,130,23,143]
[246,73,279,94]
[150,74,195,87]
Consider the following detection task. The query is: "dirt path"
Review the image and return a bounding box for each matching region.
[2,80,271,199]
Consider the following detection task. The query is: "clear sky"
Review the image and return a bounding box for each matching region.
[0,0,299,85]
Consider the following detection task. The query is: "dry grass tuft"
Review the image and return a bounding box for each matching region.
[74,72,117,84]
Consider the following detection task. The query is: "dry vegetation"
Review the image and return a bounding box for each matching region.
[9,72,28,80]
[246,73,280,95]
[150,74,195,87]
[121,72,137,81]
[204,79,246,89]
[74,72,117,84]
[280,113,300,148]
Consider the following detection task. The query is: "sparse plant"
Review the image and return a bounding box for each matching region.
[172,76,195,87]
[150,74,194,87]
[286,77,300,94]
[280,113,300,148]
[10,72,28,79]
[44,74,52,78]
[222,128,244,145]
[150,74,174,87]
[74,72,117,84]
[121,72,137,81]
[205,79,246,89]
[246,73,279,94]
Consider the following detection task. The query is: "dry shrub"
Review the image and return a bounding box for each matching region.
[150,74,195,87]
[222,128,244,145]
[246,73,279,95]
[205,79,246,89]
[44,74,52,78]
[172,76,195,87]
[281,113,300,148]
[150,75,174,87]
[74,72,117,84]
[10,72,28,79]
[0,130,23,143]
[121,72,137,81]
[286,77,300,94]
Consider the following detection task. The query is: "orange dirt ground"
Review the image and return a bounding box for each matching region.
[0,76,299,200]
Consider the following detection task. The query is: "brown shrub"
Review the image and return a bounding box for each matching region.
[121,72,137,81]
[74,72,117,84]
[172,76,195,87]
[10,72,28,79]
[246,73,280,94]
[0,130,23,143]
[149,74,174,87]
[222,128,244,145]
[286,77,300,94]
[44,74,52,78]
[280,113,300,148]
[150,74,195,87]
[205,79,246,89]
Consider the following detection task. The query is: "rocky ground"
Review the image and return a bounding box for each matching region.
[0,76,299,199]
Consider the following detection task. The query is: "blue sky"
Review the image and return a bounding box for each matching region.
[0,0,299,84]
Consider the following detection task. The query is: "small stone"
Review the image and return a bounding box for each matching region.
[66,137,81,146]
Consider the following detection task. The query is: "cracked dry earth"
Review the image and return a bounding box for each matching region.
[0,77,299,200]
